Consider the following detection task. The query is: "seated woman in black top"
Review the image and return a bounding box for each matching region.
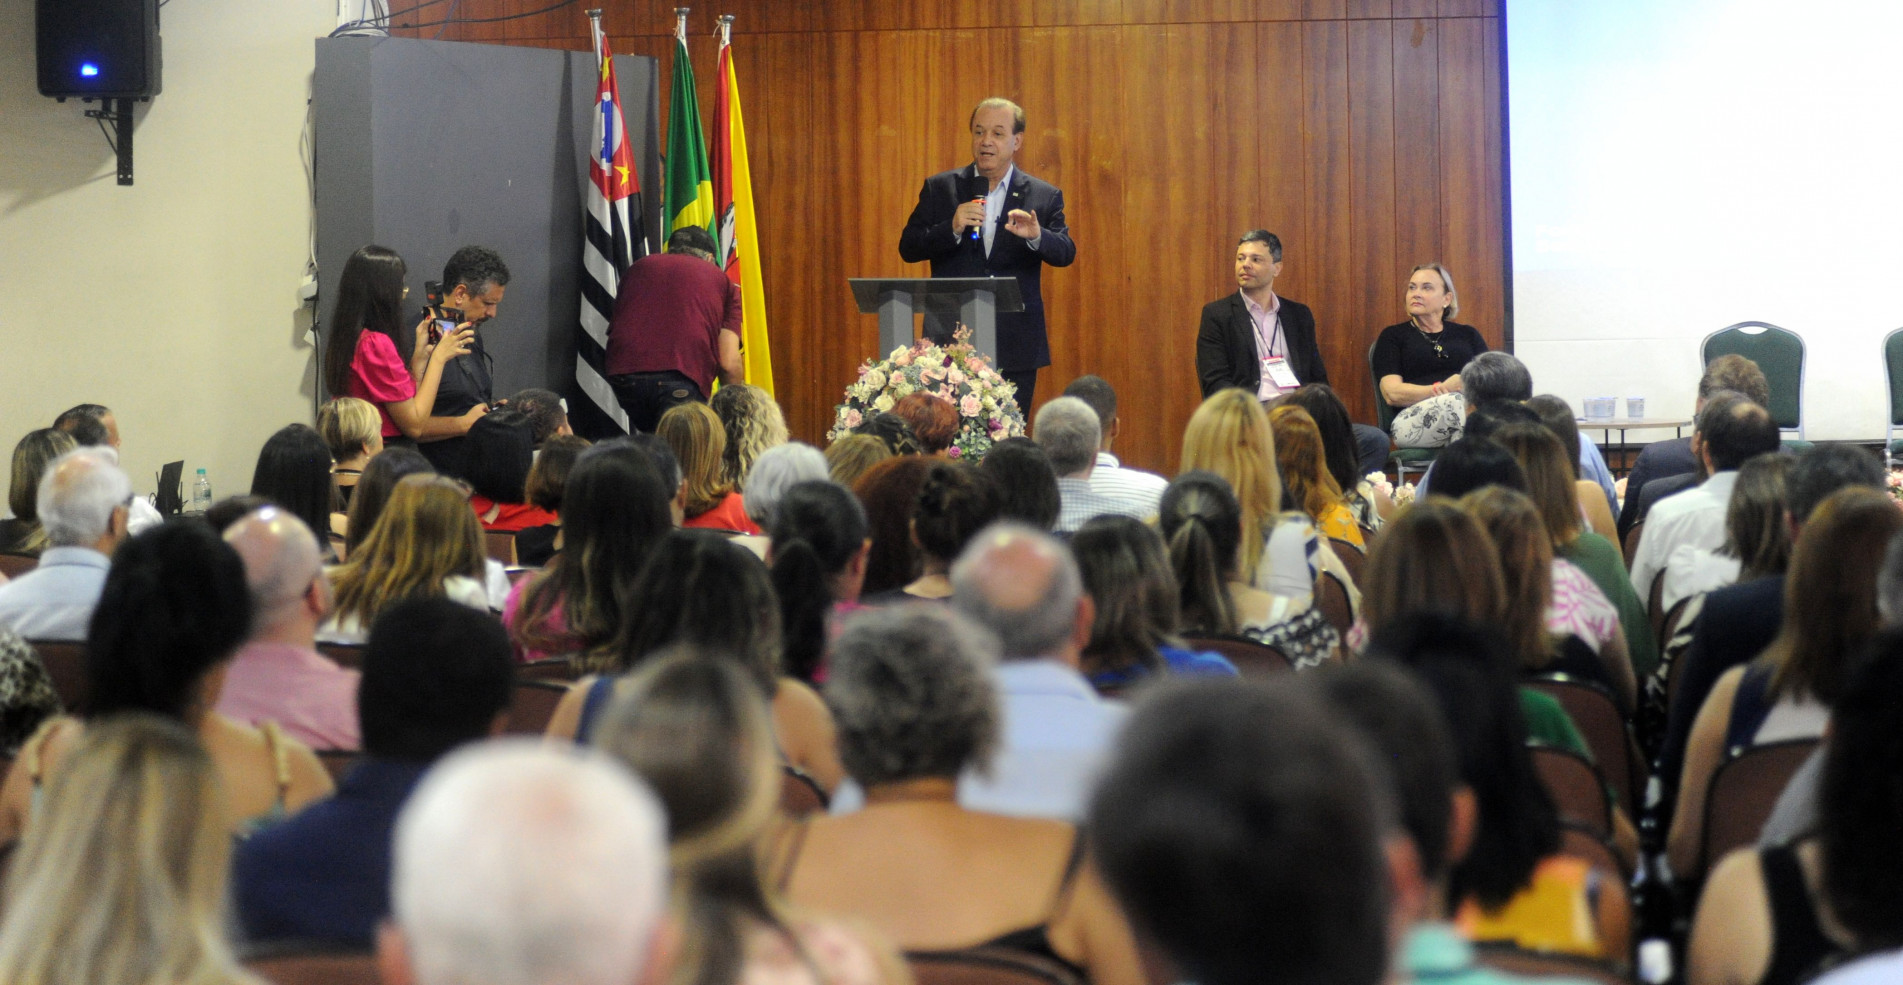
[1370,263,1488,447]
[1684,628,1903,985]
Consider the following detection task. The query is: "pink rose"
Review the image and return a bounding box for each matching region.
[961,395,982,417]
[946,446,962,459]
[841,409,864,429]
[894,351,914,367]
[947,368,967,386]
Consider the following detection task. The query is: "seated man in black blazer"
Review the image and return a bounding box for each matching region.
[1195,230,1389,473]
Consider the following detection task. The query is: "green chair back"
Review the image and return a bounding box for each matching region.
[1701,322,1803,432]
[1884,328,1903,426]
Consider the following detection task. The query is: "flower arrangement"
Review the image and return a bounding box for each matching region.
[828,327,1026,460]
[1888,469,1903,506]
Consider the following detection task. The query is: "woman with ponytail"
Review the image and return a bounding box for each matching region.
[1158,471,1340,667]
[767,481,871,683]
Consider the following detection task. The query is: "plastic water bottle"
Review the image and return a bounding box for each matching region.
[191,469,212,512]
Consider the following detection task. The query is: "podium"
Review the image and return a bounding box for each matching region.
[849,277,1023,363]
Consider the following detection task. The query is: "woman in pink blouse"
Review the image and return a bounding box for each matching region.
[320,245,486,443]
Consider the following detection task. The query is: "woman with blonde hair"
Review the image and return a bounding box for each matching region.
[322,474,489,643]
[710,383,789,494]
[0,429,77,556]
[659,402,759,534]
[824,435,891,490]
[1181,389,1355,608]
[594,652,898,985]
[1371,262,1489,448]
[0,714,258,985]
[1268,403,1362,547]
[315,396,383,514]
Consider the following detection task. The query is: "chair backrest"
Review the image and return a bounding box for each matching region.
[483,530,517,565]
[1700,737,1820,875]
[1885,328,1903,427]
[1315,570,1353,637]
[502,679,570,735]
[1531,744,1611,839]
[909,947,1087,985]
[1181,634,1293,677]
[243,945,381,985]
[0,554,37,580]
[519,656,580,682]
[781,765,830,817]
[1559,821,1631,881]
[1524,674,1641,814]
[1645,571,1666,642]
[1328,537,1365,585]
[1473,944,1631,985]
[504,565,537,584]
[27,640,88,714]
[316,642,365,669]
[1369,340,1399,431]
[1702,321,1804,432]
[1622,522,1643,571]
[317,750,360,783]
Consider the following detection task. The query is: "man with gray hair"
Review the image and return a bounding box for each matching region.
[378,741,671,985]
[1036,395,1157,533]
[0,447,131,640]
[949,522,1123,820]
[216,506,359,750]
[1055,377,1167,531]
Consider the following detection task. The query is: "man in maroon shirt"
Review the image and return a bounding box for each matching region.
[604,226,744,432]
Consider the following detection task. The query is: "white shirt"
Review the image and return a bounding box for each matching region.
[962,164,1041,256]
[1660,545,1742,616]
[0,546,110,642]
[1812,949,1903,985]
[1629,470,1738,614]
[829,658,1126,822]
[1053,452,1168,532]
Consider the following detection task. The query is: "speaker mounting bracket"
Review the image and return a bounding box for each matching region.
[82,97,136,186]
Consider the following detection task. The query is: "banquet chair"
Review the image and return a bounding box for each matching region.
[1702,322,1804,440]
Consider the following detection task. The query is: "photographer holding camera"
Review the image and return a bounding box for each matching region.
[412,246,511,477]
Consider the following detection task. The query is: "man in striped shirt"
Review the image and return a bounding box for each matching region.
[1038,391,1164,533]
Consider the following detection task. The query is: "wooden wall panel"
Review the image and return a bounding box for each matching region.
[398,1,1506,474]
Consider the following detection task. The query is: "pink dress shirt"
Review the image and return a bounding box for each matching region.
[216,641,362,751]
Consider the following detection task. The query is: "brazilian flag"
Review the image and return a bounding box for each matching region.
[664,34,715,239]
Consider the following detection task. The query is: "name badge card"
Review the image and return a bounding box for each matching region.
[1263,357,1301,389]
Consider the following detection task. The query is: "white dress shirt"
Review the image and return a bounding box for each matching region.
[1629,470,1739,614]
[0,546,111,642]
[1054,452,1168,532]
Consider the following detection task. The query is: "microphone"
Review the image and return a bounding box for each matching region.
[969,196,985,241]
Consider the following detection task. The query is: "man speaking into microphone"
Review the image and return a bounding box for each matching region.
[899,98,1075,408]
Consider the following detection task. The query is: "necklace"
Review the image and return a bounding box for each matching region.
[1415,324,1448,359]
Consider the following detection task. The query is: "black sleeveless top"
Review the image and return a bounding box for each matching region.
[1759,843,1842,985]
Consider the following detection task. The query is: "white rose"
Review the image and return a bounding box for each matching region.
[873,394,896,412]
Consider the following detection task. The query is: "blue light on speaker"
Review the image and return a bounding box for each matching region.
[79,62,99,77]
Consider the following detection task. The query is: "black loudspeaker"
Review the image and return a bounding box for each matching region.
[37,0,161,99]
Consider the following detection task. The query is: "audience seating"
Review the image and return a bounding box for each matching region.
[1531,745,1611,839]
[908,947,1086,985]
[1328,538,1365,584]
[0,555,35,580]
[1315,571,1353,638]
[781,765,829,817]
[1645,574,1666,643]
[241,942,381,985]
[1703,321,1805,440]
[28,640,87,714]
[1657,597,1694,653]
[316,643,365,669]
[483,531,517,565]
[1525,675,1643,814]
[1622,523,1642,570]
[1697,737,1820,877]
[1559,821,1631,881]
[316,750,360,783]
[1180,634,1292,677]
[503,565,537,584]
[502,680,567,735]
[1473,944,1632,985]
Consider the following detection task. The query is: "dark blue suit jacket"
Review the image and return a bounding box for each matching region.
[898,165,1076,372]
[231,758,430,947]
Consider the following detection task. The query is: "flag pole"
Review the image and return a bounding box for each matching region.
[718,13,731,45]
[586,8,602,47]
[675,7,689,43]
